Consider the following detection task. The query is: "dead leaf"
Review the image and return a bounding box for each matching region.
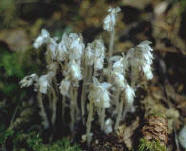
[117,117,139,150]
[0,29,30,51]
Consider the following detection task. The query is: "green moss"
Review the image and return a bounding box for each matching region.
[138,138,167,151]
[12,131,82,151]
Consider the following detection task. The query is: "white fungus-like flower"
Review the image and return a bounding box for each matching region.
[57,33,68,61]
[143,64,153,80]
[20,73,38,88]
[112,72,125,88]
[179,125,186,149]
[68,33,85,61]
[68,60,82,81]
[127,41,153,80]
[137,41,153,80]
[89,77,111,108]
[85,39,105,70]
[47,62,58,74]
[113,59,123,72]
[38,74,51,94]
[103,7,121,32]
[33,29,50,49]
[48,38,58,60]
[125,84,135,106]
[104,118,113,134]
[109,55,128,89]
[59,78,71,97]
[94,58,104,70]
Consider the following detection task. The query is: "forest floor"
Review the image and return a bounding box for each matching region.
[0,0,186,150]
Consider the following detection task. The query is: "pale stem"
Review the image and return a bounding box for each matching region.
[100,108,105,131]
[122,105,129,121]
[97,107,102,125]
[86,99,94,146]
[62,96,66,120]
[70,86,75,131]
[74,87,80,120]
[114,94,124,130]
[48,89,52,110]
[81,64,88,122]
[108,29,115,71]
[50,86,57,126]
[114,89,121,115]
[37,92,49,129]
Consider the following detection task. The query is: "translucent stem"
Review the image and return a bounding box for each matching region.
[114,89,120,116]
[81,64,88,122]
[74,87,80,120]
[108,29,115,71]
[70,87,75,131]
[37,92,49,129]
[62,96,66,120]
[114,95,124,130]
[100,108,105,130]
[122,106,129,121]
[86,99,94,146]
[51,86,57,126]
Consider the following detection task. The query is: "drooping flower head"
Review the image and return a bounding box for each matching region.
[85,39,105,70]
[20,73,38,88]
[38,72,54,94]
[59,78,71,97]
[136,41,153,80]
[103,7,121,32]
[68,60,82,81]
[38,75,50,94]
[125,84,135,106]
[33,29,50,49]
[104,118,113,134]
[109,55,128,89]
[127,41,154,81]
[57,33,68,62]
[88,77,111,108]
[47,37,58,60]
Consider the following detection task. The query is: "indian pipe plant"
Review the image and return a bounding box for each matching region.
[20,7,154,146]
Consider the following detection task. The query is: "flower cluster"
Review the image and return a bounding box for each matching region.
[20,6,154,146]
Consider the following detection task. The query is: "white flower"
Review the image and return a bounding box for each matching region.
[125,84,135,106]
[20,73,38,88]
[112,72,125,88]
[57,33,68,61]
[68,60,82,81]
[47,62,58,74]
[109,55,128,89]
[94,39,105,60]
[88,77,111,108]
[113,58,124,73]
[179,125,186,149]
[143,64,153,80]
[127,41,153,80]
[85,43,95,66]
[59,78,71,97]
[85,39,105,70]
[103,7,121,32]
[94,58,104,70]
[68,33,85,61]
[38,74,51,94]
[104,118,113,134]
[33,29,50,49]
[48,38,58,60]
[136,41,153,80]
